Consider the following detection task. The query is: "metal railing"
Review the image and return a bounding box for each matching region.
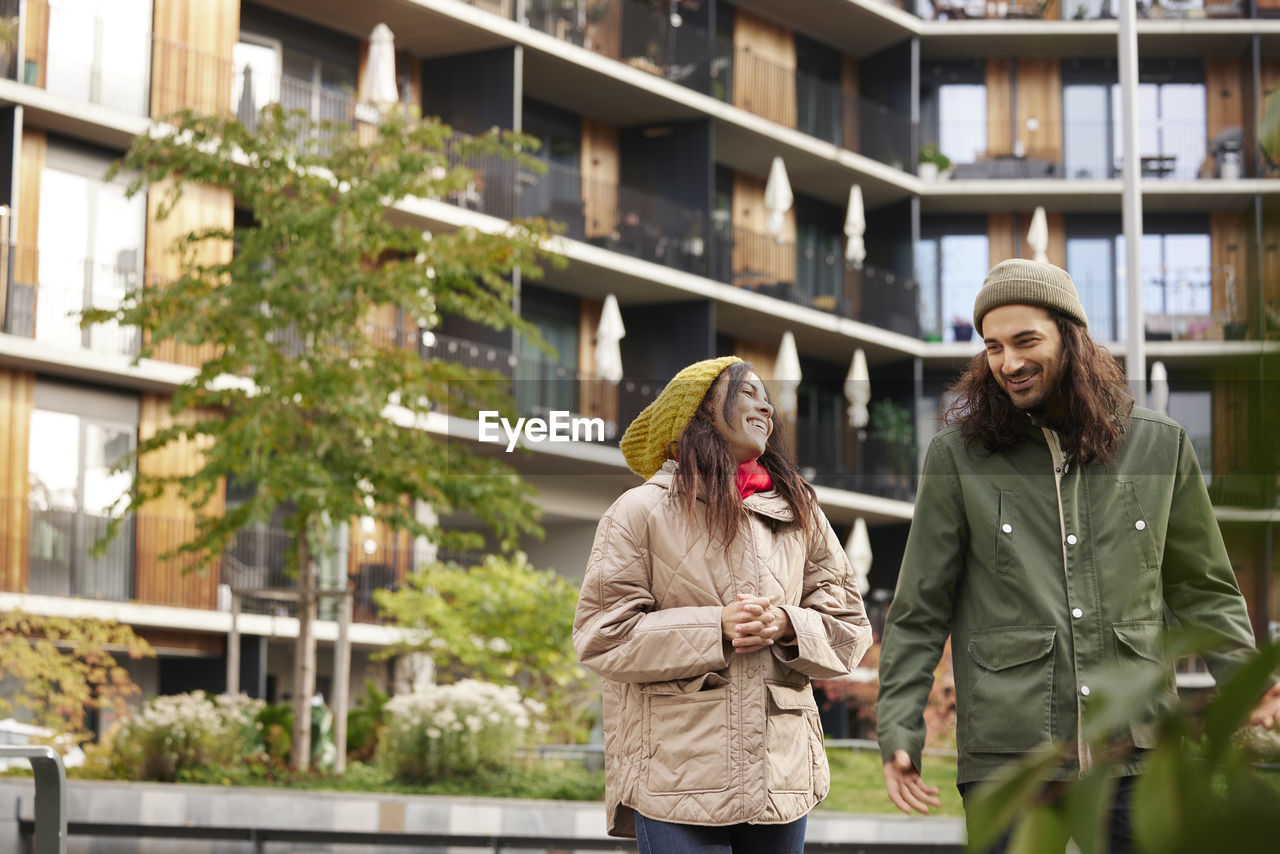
[0,746,66,854]
[1,244,145,358]
[911,0,1246,20]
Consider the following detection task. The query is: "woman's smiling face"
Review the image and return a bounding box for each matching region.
[711,369,775,464]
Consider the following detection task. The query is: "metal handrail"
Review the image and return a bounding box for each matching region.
[0,745,66,854]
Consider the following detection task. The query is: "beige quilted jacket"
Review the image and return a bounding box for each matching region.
[573,462,873,837]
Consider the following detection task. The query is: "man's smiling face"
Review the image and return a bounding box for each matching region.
[982,304,1067,413]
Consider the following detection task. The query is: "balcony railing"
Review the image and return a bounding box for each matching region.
[1,243,144,358]
[519,0,914,170]
[912,0,1246,19]
[924,115,1239,180]
[3,497,406,624]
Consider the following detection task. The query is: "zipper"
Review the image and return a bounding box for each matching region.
[1042,427,1093,775]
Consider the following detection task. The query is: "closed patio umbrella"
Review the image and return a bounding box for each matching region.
[844,185,866,268]
[773,330,802,417]
[1027,206,1048,263]
[359,24,400,110]
[843,348,870,430]
[595,294,626,384]
[1150,360,1169,416]
[763,156,793,239]
[844,517,872,596]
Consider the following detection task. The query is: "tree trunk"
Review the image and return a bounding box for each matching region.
[291,525,317,770]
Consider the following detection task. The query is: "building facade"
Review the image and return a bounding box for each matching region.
[0,0,1276,727]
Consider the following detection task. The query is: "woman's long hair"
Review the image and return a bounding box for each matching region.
[671,361,820,546]
[944,313,1133,465]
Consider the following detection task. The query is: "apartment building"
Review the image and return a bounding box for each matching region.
[0,0,1276,727]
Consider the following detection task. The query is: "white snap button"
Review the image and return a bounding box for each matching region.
[1066,534,1078,545]
[1002,523,1012,534]
[1072,608,1083,619]
[1135,520,1146,531]
[1080,685,1091,697]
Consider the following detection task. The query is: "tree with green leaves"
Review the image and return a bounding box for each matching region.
[375,552,597,745]
[0,610,154,744]
[87,105,558,769]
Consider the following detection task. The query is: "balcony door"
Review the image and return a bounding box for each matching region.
[27,383,137,600]
[44,0,151,115]
[35,143,145,356]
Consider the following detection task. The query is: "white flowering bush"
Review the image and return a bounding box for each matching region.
[108,691,266,781]
[381,679,547,780]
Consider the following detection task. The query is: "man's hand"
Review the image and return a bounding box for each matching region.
[722,594,780,653]
[882,749,941,815]
[1249,682,1280,729]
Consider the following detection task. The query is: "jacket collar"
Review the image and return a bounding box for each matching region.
[649,460,794,523]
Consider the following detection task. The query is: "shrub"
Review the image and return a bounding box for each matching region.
[107,691,266,781]
[376,552,597,744]
[380,679,546,781]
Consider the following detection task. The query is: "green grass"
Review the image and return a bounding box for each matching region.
[820,748,965,817]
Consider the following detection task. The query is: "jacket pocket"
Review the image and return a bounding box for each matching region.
[639,672,729,696]
[645,681,731,794]
[1112,621,1176,749]
[1119,481,1159,571]
[966,626,1056,753]
[765,682,816,794]
[995,489,1017,576]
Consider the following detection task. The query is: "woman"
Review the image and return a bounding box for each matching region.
[573,356,873,853]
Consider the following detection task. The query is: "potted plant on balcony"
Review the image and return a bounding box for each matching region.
[951,315,975,342]
[919,144,951,181]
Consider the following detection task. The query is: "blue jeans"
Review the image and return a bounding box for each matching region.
[960,775,1137,854]
[634,813,807,854]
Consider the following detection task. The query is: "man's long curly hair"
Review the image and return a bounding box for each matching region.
[944,313,1133,465]
[672,361,820,547]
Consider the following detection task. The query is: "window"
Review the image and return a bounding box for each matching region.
[35,142,145,356]
[1063,60,1206,181]
[27,382,137,600]
[1167,388,1212,483]
[44,0,151,115]
[1065,215,1211,341]
[234,6,358,126]
[922,63,986,167]
[515,290,580,416]
[917,223,990,342]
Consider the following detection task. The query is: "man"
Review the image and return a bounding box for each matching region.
[875,259,1280,847]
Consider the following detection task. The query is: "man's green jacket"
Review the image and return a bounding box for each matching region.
[876,407,1257,784]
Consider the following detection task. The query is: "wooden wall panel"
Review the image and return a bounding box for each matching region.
[988,213,1015,266]
[1212,368,1249,483]
[1209,212,1248,323]
[144,179,232,367]
[23,0,49,89]
[732,12,796,129]
[733,339,776,388]
[985,59,1013,158]
[1016,59,1062,163]
[16,130,45,289]
[151,0,239,117]
[585,0,622,60]
[0,369,34,592]
[1046,211,1066,269]
[732,172,795,292]
[1262,207,1280,322]
[135,393,224,609]
[841,57,860,154]
[581,118,620,240]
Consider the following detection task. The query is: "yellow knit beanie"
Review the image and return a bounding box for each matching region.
[620,356,742,479]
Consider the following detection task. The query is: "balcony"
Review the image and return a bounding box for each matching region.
[922,116,1254,181]
[2,496,411,624]
[445,157,919,332]
[521,0,913,170]
[913,0,1247,19]
[1,243,143,359]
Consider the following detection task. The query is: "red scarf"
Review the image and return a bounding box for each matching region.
[735,460,773,500]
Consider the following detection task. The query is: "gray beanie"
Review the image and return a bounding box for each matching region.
[972,259,1088,335]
